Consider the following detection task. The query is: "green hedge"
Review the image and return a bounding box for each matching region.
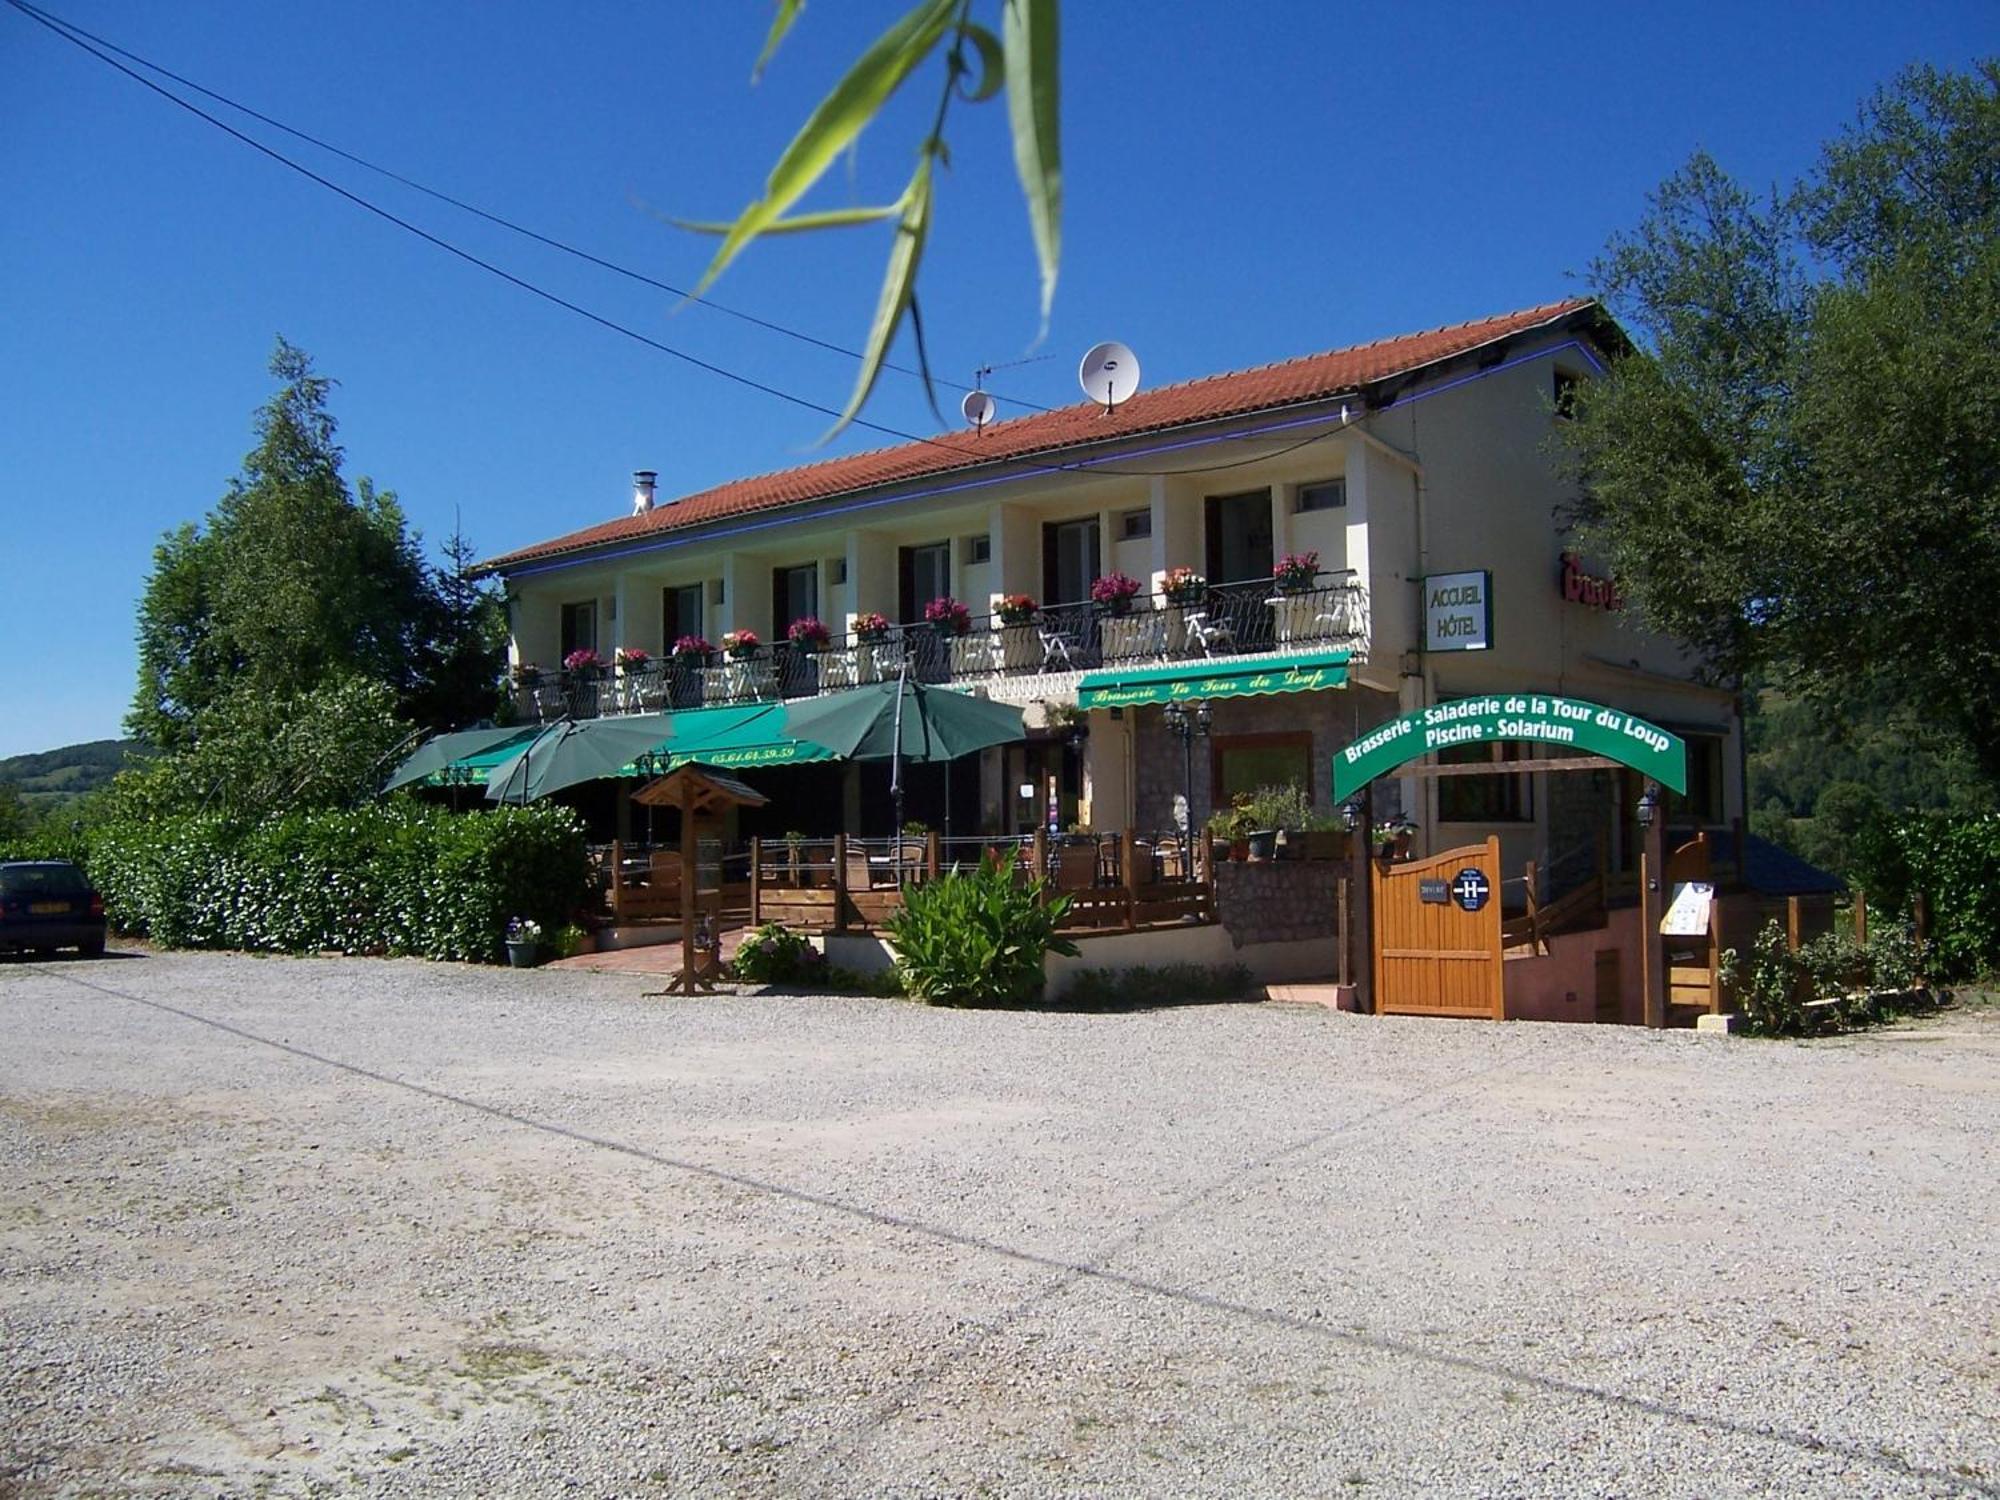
[1854,813,2000,980]
[68,803,587,964]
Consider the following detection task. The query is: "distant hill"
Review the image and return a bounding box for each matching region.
[0,738,147,813]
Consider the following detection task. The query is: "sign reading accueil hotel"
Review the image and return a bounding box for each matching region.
[1423,570,1491,652]
[1333,693,1687,801]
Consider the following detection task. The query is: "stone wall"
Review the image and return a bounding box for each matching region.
[1126,684,1401,835]
[1213,858,1344,948]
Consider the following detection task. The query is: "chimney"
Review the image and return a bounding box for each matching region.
[631,470,658,515]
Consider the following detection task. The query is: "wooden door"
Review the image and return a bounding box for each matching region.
[1372,837,1504,1020]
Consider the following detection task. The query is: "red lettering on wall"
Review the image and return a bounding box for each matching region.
[1559,552,1622,612]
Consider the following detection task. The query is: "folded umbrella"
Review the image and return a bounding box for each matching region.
[481,713,676,803]
[380,725,540,793]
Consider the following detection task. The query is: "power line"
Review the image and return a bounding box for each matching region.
[9,0,1054,414]
[5,0,1366,482]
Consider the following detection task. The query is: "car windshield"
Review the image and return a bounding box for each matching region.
[0,865,91,898]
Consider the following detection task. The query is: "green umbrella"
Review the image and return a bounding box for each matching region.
[782,677,1025,831]
[381,725,540,793]
[780,680,1024,763]
[481,713,676,804]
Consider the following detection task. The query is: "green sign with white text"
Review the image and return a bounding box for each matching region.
[1332,693,1687,801]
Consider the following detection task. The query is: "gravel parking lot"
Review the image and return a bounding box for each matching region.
[2,950,1995,1498]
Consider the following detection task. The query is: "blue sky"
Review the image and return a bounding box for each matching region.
[1,2,1989,758]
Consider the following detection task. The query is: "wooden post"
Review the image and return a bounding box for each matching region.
[679,793,698,989]
[1641,813,1666,1029]
[926,831,941,881]
[1852,888,1867,945]
[1336,873,1351,988]
[610,838,625,923]
[1523,857,1540,953]
[1120,829,1138,931]
[832,832,848,933]
[749,836,762,925]
[1032,828,1048,883]
[1349,805,1373,1015]
[1912,891,1929,981]
[1786,894,1810,1013]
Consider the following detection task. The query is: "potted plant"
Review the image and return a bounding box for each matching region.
[1246,783,1311,860]
[1090,572,1142,617]
[1373,819,1415,861]
[1161,566,1207,607]
[786,616,831,651]
[721,628,761,659]
[614,645,650,672]
[562,646,602,677]
[504,917,542,968]
[852,611,891,643]
[1273,550,1320,594]
[1207,797,1253,863]
[672,633,712,663]
[924,596,972,637]
[996,593,1037,626]
[1299,812,1349,862]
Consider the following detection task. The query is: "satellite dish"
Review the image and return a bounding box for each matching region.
[1079,341,1141,410]
[961,389,997,432]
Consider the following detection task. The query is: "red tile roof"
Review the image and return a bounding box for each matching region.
[483,297,1599,573]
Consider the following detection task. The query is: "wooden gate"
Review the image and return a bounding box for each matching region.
[1372,836,1504,1019]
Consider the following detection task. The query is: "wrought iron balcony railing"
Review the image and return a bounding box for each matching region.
[508,571,1365,722]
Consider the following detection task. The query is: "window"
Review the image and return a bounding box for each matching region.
[559,601,597,659]
[1042,517,1101,604]
[1295,477,1346,513]
[1667,735,1727,825]
[900,541,952,620]
[772,563,818,632]
[964,534,992,564]
[662,583,702,646]
[1553,368,1580,420]
[1119,507,1152,540]
[1212,733,1312,808]
[1436,739,1534,823]
[1204,489,1273,584]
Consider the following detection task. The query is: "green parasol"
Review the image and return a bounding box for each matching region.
[381,725,540,793]
[481,714,676,803]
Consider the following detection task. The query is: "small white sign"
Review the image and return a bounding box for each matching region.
[1661,881,1715,937]
[1424,570,1491,652]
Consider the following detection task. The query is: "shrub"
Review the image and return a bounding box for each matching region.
[1734,919,1807,1037]
[85,802,587,963]
[883,855,1078,1007]
[1056,963,1254,1011]
[731,922,827,985]
[1852,812,2000,979]
[1242,782,1311,831]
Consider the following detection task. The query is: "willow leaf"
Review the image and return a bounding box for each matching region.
[955,22,1005,103]
[667,202,904,237]
[825,158,933,441]
[752,0,804,83]
[693,0,955,298]
[1003,0,1062,334]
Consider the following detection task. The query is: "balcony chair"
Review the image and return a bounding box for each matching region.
[1181,608,1235,657]
[1037,625,1077,673]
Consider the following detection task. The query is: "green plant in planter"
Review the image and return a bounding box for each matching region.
[883,855,1078,1007]
[731,922,826,985]
[1207,798,1253,843]
[1243,783,1310,831]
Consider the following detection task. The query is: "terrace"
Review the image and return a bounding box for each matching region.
[512,570,1368,721]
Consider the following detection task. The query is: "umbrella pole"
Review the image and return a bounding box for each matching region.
[890,652,909,835]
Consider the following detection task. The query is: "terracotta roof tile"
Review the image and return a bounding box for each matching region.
[484,297,1598,573]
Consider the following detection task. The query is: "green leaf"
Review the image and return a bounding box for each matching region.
[1003,0,1062,333]
[752,0,805,83]
[693,0,957,297]
[954,22,1006,103]
[666,202,906,237]
[823,157,934,441]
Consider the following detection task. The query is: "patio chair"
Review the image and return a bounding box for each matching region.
[844,842,883,892]
[1181,608,1235,657]
[1038,625,1076,672]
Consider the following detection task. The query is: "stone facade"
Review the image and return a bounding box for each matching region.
[1213,858,1344,948]
[1126,684,1402,835]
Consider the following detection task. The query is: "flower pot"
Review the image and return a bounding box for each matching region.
[505,939,539,969]
[727,646,758,661]
[1246,830,1278,861]
[1302,829,1347,861]
[1097,597,1133,618]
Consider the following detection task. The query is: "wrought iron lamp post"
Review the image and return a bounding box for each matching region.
[1161,699,1213,840]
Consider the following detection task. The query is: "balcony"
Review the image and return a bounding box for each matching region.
[511,571,1367,722]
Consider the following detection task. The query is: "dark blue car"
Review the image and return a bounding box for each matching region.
[0,860,107,957]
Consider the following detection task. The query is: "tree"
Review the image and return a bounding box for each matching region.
[1560,62,2000,793]
[406,527,509,732]
[131,340,503,750]
[0,783,33,843]
[676,0,1061,435]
